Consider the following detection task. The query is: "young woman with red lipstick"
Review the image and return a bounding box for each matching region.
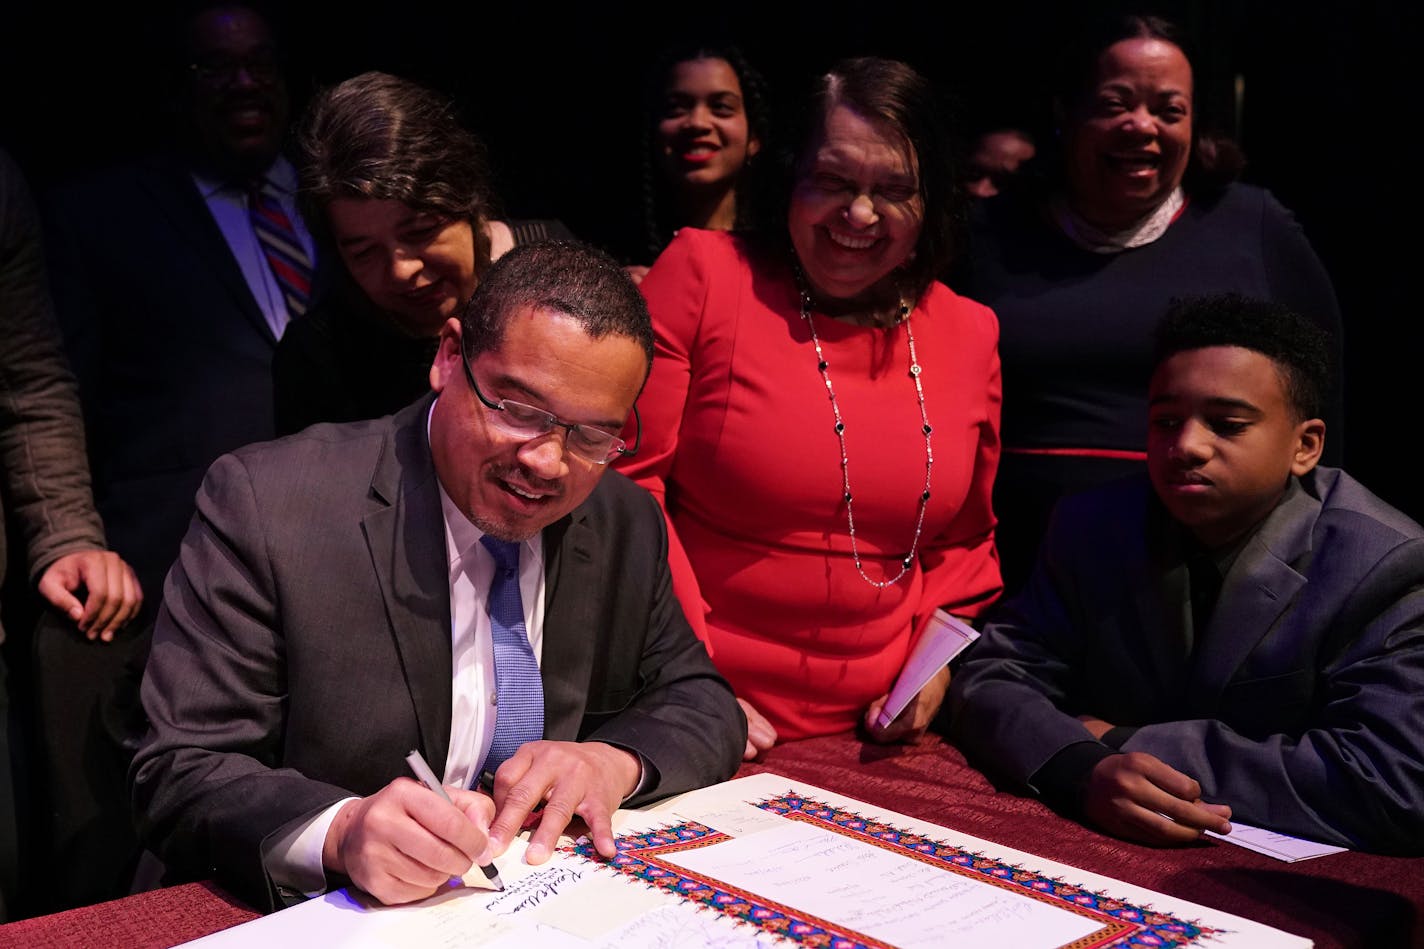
[274,72,572,434]
[633,45,770,274]
[619,58,1001,760]
[958,14,1342,594]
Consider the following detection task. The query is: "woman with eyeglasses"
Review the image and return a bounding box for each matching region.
[618,58,1001,758]
[274,71,573,435]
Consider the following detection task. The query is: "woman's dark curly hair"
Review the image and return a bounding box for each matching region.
[640,44,772,262]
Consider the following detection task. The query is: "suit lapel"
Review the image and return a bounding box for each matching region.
[1188,482,1319,706]
[362,397,454,769]
[1126,496,1195,704]
[540,509,598,740]
[140,158,277,346]
[1134,562,1193,702]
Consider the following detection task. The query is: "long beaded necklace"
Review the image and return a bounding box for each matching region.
[800,288,934,589]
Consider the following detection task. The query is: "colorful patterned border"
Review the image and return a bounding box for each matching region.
[571,791,1220,949]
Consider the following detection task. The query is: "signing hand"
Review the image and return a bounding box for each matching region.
[739,697,778,761]
[865,664,950,744]
[323,777,495,905]
[1083,752,1232,846]
[486,740,640,865]
[37,549,143,641]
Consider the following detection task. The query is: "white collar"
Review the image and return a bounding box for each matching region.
[190,154,299,199]
[1050,186,1186,254]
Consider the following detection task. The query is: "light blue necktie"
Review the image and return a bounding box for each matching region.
[479,536,545,775]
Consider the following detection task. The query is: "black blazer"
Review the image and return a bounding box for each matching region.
[44,155,328,607]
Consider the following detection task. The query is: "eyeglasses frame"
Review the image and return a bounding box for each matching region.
[460,353,640,465]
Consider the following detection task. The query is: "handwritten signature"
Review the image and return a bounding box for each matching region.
[485,866,586,916]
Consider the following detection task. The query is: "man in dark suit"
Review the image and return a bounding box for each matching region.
[39,4,320,905]
[131,241,745,911]
[47,2,314,618]
[949,293,1424,853]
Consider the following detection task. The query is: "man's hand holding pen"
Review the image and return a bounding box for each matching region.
[323,740,638,905]
[322,778,496,906]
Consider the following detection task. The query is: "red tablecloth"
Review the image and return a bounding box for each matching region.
[2,733,1418,947]
[0,880,259,947]
[744,733,1423,949]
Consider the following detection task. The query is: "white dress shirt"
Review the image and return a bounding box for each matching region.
[191,156,316,340]
[263,405,544,895]
[440,487,546,790]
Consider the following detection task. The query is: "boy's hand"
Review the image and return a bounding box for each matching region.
[1083,752,1232,845]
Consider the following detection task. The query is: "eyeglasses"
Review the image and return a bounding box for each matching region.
[188,52,281,87]
[462,357,640,465]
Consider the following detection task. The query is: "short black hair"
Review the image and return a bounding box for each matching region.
[460,241,654,371]
[1153,293,1333,421]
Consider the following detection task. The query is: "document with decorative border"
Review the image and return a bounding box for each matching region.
[184,773,1309,948]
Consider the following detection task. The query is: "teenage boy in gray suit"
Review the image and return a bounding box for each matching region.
[950,293,1424,854]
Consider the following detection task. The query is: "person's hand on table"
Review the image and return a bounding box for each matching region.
[37,548,143,641]
[865,664,950,744]
[739,697,777,760]
[1083,751,1232,845]
[323,777,495,905]
[486,740,640,864]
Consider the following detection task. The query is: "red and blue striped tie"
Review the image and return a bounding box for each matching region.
[248,180,313,318]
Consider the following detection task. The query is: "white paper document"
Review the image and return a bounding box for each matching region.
[658,820,1099,949]
[1206,821,1348,862]
[184,774,1308,949]
[877,608,980,727]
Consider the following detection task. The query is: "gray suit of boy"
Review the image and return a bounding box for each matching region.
[949,467,1424,853]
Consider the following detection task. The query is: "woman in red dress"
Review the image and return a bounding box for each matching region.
[619,58,1002,757]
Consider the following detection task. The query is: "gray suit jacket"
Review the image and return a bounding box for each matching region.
[130,396,744,908]
[949,468,1424,852]
[0,149,106,642]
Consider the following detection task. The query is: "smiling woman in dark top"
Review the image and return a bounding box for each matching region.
[959,14,1343,592]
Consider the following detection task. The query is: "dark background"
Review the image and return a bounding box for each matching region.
[1,0,1416,519]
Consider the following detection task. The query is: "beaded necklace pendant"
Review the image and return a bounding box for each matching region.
[799,289,933,589]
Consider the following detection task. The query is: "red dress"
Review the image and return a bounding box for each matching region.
[618,229,1002,739]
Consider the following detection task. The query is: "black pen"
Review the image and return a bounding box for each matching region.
[405,749,505,891]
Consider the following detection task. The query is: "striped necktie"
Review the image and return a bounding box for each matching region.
[248,180,314,318]
[479,536,545,775]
